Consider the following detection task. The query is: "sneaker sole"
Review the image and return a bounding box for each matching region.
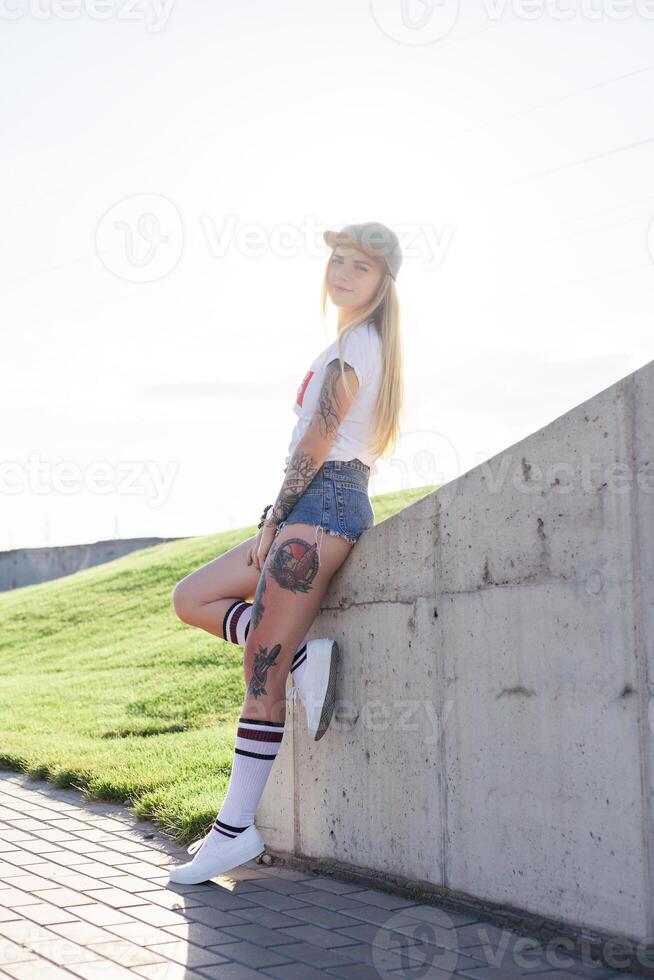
[314,640,339,741]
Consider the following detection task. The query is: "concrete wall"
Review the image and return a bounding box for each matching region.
[0,537,183,591]
[259,359,654,953]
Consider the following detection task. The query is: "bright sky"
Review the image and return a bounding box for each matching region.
[2,0,653,550]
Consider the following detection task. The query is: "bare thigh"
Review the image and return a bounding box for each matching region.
[171,533,261,635]
[242,521,355,723]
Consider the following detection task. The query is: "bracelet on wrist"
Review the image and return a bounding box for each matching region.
[257,503,276,530]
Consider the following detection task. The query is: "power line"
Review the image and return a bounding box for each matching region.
[556,260,654,288]
[541,212,651,243]
[464,61,654,133]
[3,261,212,343]
[497,196,654,246]
[508,259,653,291]
[0,251,98,289]
[3,285,151,339]
[537,193,654,231]
[492,132,654,190]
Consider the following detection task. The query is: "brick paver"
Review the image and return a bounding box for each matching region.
[0,771,648,980]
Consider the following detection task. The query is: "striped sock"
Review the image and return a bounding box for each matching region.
[213,716,285,838]
[223,600,308,684]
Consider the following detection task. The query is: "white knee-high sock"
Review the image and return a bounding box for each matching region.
[222,600,307,682]
[213,716,285,838]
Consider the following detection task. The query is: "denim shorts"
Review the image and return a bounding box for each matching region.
[275,458,375,552]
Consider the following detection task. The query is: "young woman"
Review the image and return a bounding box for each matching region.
[168,222,404,883]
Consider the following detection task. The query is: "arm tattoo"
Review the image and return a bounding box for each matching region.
[270,447,321,524]
[317,360,355,439]
[269,360,356,526]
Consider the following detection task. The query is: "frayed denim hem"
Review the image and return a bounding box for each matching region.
[274,520,359,559]
[323,526,358,544]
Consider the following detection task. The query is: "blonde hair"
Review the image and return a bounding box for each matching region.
[319,255,405,462]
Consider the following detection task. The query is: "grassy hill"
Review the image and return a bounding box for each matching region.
[0,485,436,843]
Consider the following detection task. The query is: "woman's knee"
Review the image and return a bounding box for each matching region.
[171,580,197,624]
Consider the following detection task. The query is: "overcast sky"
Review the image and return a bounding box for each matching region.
[2,0,653,550]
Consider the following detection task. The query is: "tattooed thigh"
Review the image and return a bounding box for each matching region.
[268,535,321,593]
[243,523,354,705]
[250,531,322,629]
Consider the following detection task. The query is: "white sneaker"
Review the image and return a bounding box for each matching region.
[167,823,265,884]
[288,638,339,741]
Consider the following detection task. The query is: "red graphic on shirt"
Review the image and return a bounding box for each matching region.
[296,369,314,408]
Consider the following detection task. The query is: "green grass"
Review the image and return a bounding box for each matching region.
[0,484,437,842]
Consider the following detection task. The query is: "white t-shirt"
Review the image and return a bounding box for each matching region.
[284,321,383,477]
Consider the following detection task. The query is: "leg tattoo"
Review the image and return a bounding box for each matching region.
[251,538,280,630]
[247,642,283,698]
[251,570,267,630]
[269,537,320,594]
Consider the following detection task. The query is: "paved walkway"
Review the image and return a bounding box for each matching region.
[0,771,646,980]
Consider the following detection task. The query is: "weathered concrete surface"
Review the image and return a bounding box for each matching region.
[259,359,654,955]
[0,537,183,592]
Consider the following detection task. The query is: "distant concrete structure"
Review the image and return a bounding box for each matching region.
[260,359,654,967]
[0,537,185,591]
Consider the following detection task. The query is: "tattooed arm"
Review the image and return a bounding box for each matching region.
[269,358,360,525]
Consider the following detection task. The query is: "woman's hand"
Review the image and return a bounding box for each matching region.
[246,523,278,571]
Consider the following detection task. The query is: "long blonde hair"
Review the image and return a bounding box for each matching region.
[319,258,405,461]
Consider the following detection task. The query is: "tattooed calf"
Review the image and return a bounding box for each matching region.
[247,642,283,698]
